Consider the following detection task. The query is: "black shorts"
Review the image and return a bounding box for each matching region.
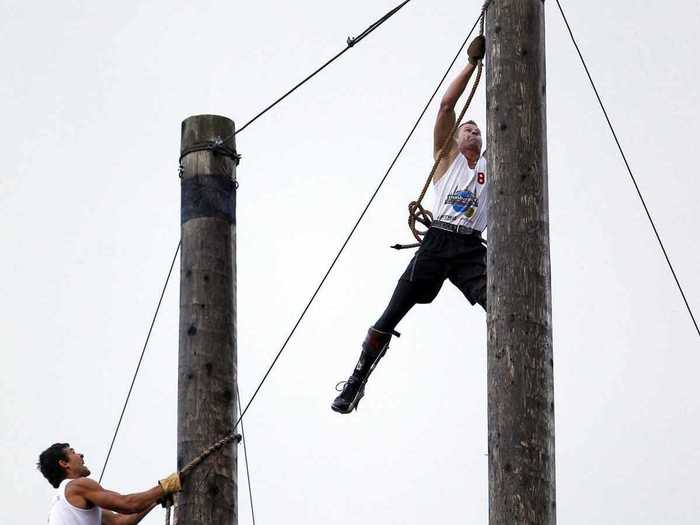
[399,227,487,307]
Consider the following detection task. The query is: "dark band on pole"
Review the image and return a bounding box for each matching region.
[181,175,237,225]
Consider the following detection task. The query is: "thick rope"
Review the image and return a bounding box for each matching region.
[180,432,242,477]
[407,1,490,243]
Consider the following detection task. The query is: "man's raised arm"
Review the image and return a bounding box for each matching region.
[67,473,181,516]
[433,36,485,160]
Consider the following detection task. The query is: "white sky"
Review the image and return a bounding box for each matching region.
[2,1,699,524]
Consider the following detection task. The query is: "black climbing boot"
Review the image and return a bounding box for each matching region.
[331,327,397,414]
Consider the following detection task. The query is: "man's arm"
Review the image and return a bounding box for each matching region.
[433,35,486,183]
[69,478,164,515]
[434,61,477,160]
[101,503,157,525]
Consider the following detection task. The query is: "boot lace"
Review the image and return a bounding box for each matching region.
[335,376,359,392]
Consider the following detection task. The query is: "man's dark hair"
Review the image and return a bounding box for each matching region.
[460,120,479,129]
[37,443,70,488]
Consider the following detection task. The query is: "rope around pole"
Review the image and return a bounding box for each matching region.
[175,6,489,482]
[180,432,242,477]
[407,0,490,243]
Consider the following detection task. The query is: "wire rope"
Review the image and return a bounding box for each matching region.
[554,0,700,339]
[230,0,412,138]
[98,241,181,483]
[237,387,257,525]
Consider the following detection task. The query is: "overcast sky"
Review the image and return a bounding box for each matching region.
[2,1,699,524]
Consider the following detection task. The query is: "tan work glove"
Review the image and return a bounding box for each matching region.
[467,35,486,65]
[158,472,182,495]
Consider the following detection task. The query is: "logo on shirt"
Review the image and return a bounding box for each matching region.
[445,188,478,215]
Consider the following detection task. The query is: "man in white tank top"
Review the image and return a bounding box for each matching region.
[38,443,182,525]
[333,36,489,414]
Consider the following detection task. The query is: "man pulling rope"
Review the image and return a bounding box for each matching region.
[332,35,488,414]
[38,443,181,525]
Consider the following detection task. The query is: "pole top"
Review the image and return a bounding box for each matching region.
[181,115,236,154]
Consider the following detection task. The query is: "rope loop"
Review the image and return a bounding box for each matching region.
[407,201,433,242]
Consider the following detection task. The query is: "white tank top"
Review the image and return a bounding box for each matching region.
[47,479,102,525]
[432,153,488,232]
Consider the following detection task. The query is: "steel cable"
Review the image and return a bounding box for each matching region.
[98,241,181,483]
[554,0,700,339]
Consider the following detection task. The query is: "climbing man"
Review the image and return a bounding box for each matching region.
[38,443,181,525]
[332,35,488,414]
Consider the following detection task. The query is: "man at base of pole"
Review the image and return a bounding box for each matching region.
[38,443,181,525]
[332,35,488,414]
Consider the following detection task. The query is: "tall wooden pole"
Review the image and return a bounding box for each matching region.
[177,115,238,525]
[485,1,555,524]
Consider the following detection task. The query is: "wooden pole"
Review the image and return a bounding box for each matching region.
[485,1,555,523]
[177,115,238,525]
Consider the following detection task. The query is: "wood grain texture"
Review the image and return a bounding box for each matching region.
[177,115,238,525]
[485,2,556,523]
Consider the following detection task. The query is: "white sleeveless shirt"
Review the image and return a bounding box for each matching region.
[432,153,488,232]
[47,479,102,525]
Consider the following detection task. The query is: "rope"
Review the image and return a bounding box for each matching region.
[180,432,242,477]
[554,0,700,340]
[165,391,254,520]
[229,0,412,139]
[175,7,489,482]
[407,0,490,244]
[98,240,181,483]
